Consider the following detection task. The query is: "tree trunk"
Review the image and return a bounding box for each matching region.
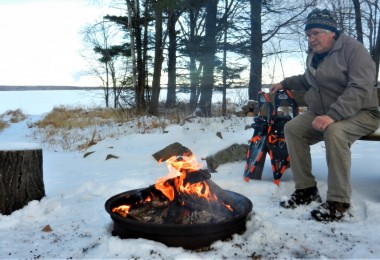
[352,0,363,43]
[198,0,219,116]
[142,2,150,104]
[126,0,138,105]
[372,18,380,80]
[248,0,262,101]
[189,8,199,109]
[166,9,178,108]
[149,1,164,116]
[0,148,45,215]
[104,62,110,107]
[222,11,228,116]
[127,0,145,111]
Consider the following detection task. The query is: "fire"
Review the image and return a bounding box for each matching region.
[112,196,151,217]
[112,205,131,218]
[223,203,233,212]
[155,155,217,202]
[111,154,235,219]
[180,180,217,201]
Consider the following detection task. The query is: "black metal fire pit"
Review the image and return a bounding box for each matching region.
[105,188,252,249]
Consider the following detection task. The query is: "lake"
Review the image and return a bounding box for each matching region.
[0,89,104,115]
[0,88,249,115]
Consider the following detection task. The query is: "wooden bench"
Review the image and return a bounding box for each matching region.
[359,126,380,141]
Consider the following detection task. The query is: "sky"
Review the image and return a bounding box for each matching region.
[0,0,119,87]
[0,90,380,258]
[0,0,306,88]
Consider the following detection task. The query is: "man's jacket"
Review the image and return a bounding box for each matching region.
[281,33,379,121]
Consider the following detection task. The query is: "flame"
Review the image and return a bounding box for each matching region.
[180,181,217,201]
[112,205,131,218]
[112,154,234,218]
[154,155,217,202]
[155,181,175,201]
[223,203,233,211]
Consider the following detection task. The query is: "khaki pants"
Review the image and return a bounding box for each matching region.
[284,110,380,204]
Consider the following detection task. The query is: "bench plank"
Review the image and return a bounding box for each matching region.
[359,127,380,141]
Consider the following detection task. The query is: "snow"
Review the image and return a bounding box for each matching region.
[0,142,41,150]
[1,91,380,259]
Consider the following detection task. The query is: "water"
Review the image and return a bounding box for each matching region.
[0,88,249,115]
[0,89,104,114]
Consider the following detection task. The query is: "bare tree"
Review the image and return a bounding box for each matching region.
[324,0,380,78]
[363,0,380,78]
[198,0,219,116]
[219,0,244,115]
[126,0,146,111]
[248,0,262,101]
[149,0,164,116]
[247,0,317,100]
[165,2,184,108]
[126,0,138,97]
[81,20,128,108]
[352,0,364,42]
[176,0,207,109]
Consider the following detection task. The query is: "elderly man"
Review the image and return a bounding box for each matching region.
[270,9,380,222]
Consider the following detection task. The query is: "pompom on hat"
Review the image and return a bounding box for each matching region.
[305,8,338,34]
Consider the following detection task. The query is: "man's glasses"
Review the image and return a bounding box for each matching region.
[305,30,328,40]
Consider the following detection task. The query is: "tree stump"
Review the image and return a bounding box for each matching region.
[0,146,45,215]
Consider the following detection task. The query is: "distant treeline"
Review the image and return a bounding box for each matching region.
[0,86,102,91]
[0,84,273,92]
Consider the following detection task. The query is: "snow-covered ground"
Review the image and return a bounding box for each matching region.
[0,90,380,259]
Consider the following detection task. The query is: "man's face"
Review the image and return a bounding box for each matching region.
[305,28,336,54]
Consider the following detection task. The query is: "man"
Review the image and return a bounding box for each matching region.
[270,8,380,222]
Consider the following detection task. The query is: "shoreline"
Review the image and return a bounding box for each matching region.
[0,85,102,91]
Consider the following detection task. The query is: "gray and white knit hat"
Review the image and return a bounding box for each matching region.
[305,8,338,34]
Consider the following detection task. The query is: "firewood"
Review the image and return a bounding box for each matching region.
[205,179,244,215]
[113,172,243,224]
[127,196,169,223]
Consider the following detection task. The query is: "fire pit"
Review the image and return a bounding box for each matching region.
[104,156,253,249]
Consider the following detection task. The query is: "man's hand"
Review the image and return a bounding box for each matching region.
[269,83,284,93]
[312,115,334,132]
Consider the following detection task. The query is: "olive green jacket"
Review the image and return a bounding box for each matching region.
[282,33,379,121]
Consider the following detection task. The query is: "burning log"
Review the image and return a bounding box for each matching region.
[123,188,237,225]
[111,155,247,225]
[204,179,244,215]
[127,195,170,223]
[113,170,239,224]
